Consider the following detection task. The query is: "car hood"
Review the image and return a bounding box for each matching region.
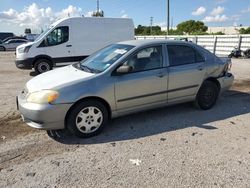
[26,65,94,93]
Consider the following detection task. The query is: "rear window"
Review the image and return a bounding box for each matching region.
[167,45,205,66]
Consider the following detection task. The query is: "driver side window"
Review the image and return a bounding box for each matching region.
[125,46,163,72]
[41,26,69,47]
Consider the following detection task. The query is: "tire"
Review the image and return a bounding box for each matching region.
[66,100,109,138]
[195,81,219,110]
[228,54,233,58]
[244,50,250,58]
[34,59,52,74]
[0,46,5,51]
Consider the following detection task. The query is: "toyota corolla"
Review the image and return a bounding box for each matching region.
[17,40,234,138]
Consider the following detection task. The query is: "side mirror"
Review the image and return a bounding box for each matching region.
[116,65,133,74]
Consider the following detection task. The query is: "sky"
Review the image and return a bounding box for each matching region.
[0,0,250,35]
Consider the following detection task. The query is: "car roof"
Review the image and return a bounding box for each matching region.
[118,39,196,47]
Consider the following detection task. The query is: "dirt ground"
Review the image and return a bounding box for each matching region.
[0,52,249,188]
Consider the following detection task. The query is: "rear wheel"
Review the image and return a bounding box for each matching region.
[244,49,250,58]
[34,59,52,74]
[66,100,109,138]
[195,81,219,110]
[0,46,5,51]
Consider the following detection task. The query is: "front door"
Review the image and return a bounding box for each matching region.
[114,45,168,112]
[41,26,73,65]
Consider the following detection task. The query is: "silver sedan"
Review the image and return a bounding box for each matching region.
[17,40,234,138]
[0,39,28,51]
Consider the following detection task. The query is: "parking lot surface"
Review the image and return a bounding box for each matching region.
[0,52,249,187]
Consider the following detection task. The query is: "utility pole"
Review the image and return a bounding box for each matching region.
[97,0,100,12]
[150,17,154,35]
[167,0,170,35]
[171,17,173,30]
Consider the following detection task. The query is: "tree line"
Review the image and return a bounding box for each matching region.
[135,20,250,35]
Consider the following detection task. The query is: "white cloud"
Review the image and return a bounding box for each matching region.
[202,6,228,23]
[0,9,18,19]
[119,10,128,18]
[84,11,94,17]
[0,3,83,30]
[203,14,228,22]
[120,10,126,14]
[215,0,227,4]
[155,22,166,27]
[192,7,206,16]
[57,5,82,18]
[211,6,225,16]
[121,14,128,18]
[241,6,250,13]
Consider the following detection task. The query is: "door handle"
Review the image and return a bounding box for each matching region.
[66,45,72,47]
[197,65,203,71]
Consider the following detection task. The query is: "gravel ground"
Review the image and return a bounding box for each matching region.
[0,52,249,188]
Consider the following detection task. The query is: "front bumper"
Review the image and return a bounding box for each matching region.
[15,58,34,69]
[218,73,234,93]
[17,94,72,130]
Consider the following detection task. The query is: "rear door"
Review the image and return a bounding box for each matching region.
[166,44,206,102]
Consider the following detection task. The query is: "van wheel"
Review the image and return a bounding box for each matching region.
[66,100,109,138]
[195,81,219,110]
[0,46,5,51]
[34,59,52,74]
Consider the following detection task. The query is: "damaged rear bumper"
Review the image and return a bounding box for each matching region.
[218,73,234,93]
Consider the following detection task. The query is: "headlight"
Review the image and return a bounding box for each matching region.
[26,90,59,104]
[18,45,32,53]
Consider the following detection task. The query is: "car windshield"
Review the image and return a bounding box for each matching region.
[79,44,134,73]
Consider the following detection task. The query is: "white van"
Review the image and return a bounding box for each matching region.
[15,17,134,74]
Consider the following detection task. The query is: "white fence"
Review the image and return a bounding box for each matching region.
[135,35,250,56]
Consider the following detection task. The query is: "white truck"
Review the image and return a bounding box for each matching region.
[15,17,134,74]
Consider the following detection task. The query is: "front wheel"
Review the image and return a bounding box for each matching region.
[34,59,52,74]
[66,100,109,138]
[195,81,219,110]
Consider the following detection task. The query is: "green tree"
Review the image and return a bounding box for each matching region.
[135,25,144,35]
[135,25,164,35]
[92,10,104,17]
[177,20,207,35]
[210,31,225,35]
[167,29,183,35]
[24,28,31,34]
[239,27,250,34]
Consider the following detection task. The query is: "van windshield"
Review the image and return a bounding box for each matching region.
[34,27,52,42]
[79,44,134,73]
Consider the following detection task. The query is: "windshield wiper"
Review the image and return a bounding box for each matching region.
[80,64,100,73]
[80,65,92,72]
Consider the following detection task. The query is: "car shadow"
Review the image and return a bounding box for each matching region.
[29,71,39,77]
[47,90,250,144]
